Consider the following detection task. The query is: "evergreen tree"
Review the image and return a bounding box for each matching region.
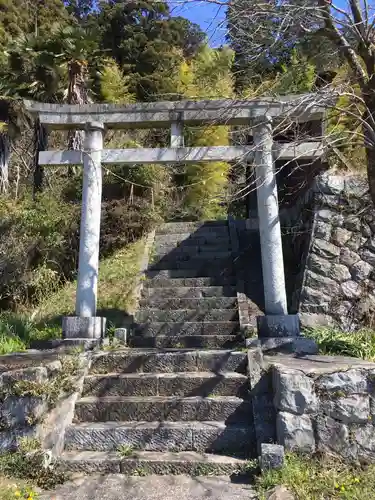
[96,0,205,101]
[0,0,71,49]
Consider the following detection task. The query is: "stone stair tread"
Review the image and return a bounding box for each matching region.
[85,371,247,380]
[134,309,239,323]
[141,286,236,298]
[139,297,237,310]
[157,224,229,235]
[146,270,235,279]
[83,371,248,398]
[68,420,251,430]
[90,349,247,374]
[77,395,247,403]
[58,450,249,475]
[154,245,232,254]
[134,321,240,332]
[130,335,242,349]
[60,450,247,464]
[149,261,234,271]
[144,277,237,287]
[65,420,255,453]
[154,235,231,246]
[154,248,232,256]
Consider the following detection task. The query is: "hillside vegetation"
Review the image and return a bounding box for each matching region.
[0,1,373,350]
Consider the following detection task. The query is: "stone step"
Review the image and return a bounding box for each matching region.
[145,270,235,280]
[153,249,232,261]
[74,396,252,423]
[58,450,249,475]
[82,372,248,398]
[144,276,237,288]
[133,321,240,337]
[130,335,242,349]
[154,233,230,246]
[138,297,237,310]
[154,245,232,257]
[141,286,237,299]
[134,309,238,323]
[64,421,255,454]
[157,222,228,234]
[148,260,234,272]
[90,350,247,374]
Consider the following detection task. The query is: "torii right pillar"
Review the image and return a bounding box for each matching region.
[251,114,317,354]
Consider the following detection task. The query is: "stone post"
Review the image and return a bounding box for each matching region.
[253,115,288,315]
[62,122,106,341]
[75,122,104,316]
[170,120,184,147]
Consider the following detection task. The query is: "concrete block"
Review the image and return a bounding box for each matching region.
[257,315,300,338]
[246,337,318,355]
[62,316,106,339]
[260,443,285,472]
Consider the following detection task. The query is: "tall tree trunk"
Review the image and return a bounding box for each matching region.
[33,118,48,197]
[0,132,10,194]
[363,85,375,205]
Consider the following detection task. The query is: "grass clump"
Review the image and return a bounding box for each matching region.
[0,437,65,490]
[2,352,82,414]
[305,327,375,361]
[0,239,145,356]
[118,445,135,458]
[29,239,145,327]
[256,453,375,500]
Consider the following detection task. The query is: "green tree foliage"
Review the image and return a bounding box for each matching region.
[0,0,71,50]
[96,0,205,100]
[99,58,134,103]
[274,49,316,95]
[178,46,235,219]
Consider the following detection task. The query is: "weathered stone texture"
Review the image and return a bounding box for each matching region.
[321,394,370,424]
[260,443,285,472]
[312,240,340,260]
[316,416,354,458]
[332,227,352,246]
[273,369,317,415]
[350,260,373,281]
[0,396,48,428]
[316,369,368,394]
[276,412,315,452]
[297,176,375,330]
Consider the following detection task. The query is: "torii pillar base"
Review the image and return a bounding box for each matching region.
[62,316,107,340]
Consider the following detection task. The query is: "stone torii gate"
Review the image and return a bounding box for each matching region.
[25,96,326,342]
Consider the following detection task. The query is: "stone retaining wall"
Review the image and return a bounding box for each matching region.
[276,173,375,330]
[249,350,375,462]
[0,351,88,454]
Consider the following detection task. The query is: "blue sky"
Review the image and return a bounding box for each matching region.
[168,0,375,47]
[168,1,227,46]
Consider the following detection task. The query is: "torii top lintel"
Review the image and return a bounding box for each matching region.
[24,94,328,130]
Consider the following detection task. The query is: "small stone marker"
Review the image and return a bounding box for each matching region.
[114,328,128,345]
[260,443,285,472]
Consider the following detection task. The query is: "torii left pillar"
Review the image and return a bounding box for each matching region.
[62,122,106,342]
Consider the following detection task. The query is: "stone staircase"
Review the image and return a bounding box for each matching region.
[60,221,255,476]
[132,221,241,348]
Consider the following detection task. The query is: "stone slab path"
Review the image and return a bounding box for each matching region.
[40,474,258,500]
